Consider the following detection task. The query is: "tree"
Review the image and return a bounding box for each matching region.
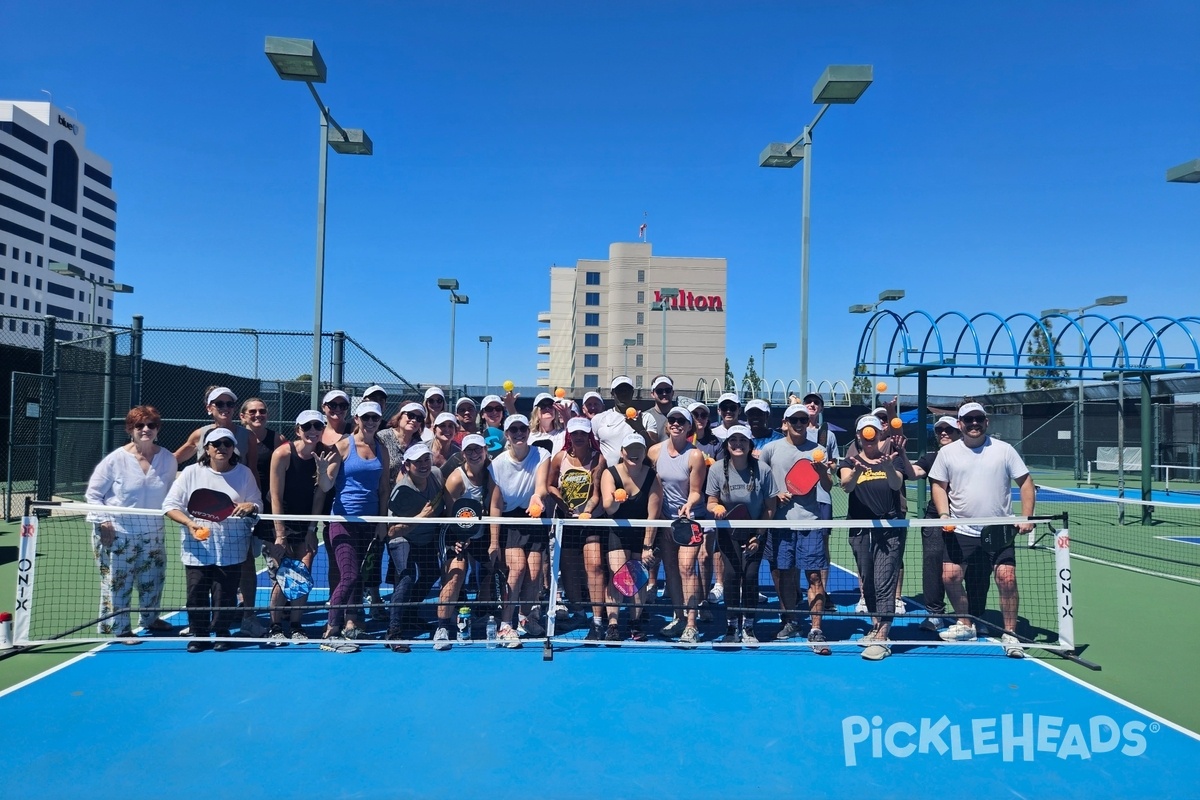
[987,371,1008,394]
[724,358,736,391]
[851,363,872,405]
[1025,319,1069,390]
[742,356,761,395]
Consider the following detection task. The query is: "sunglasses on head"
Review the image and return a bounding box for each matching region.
[961,415,986,425]
[208,439,234,449]
[325,402,349,411]
[300,421,325,432]
[133,422,157,430]
[211,400,236,410]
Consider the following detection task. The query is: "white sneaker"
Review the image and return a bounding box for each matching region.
[433,627,452,652]
[707,584,725,604]
[854,596,868,614]
[939,622,977,642]
[1001,633,1024,659]
[895,598,907,615]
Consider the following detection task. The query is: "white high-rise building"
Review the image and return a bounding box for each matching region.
[0,101,118,344]
[538,242,727,394]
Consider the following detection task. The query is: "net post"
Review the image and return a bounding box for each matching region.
[14,510,39,646]
[544,518,563,662]
[1054,523,1074,654]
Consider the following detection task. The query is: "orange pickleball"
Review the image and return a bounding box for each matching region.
[862,427,877,440]
[890,418,903,429]
[625,408,638,419]
[614,488,628,503]
[876,382,888,393]
[193,527,211,541]
[812,448,826,463]
[555,387,566,398]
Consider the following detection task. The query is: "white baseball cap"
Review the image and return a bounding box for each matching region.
[857,415,885,432]
[651,375,673,389]
[355,401,383,418]
[462,433,487,450]
[724,424,752,442]
[206,387,237,405]
[621,432,647,450]
[403,442,432,462]
[665,406,692,423]
[203,427,237,447]
[503,414,530,431]
[582,391,604,406]
[424,386,445,401]
[455,396,477,411]
[295,410,325,426]
[433,412,458,427]
[364,384,387,399]
[322,390,349,406]
[958,402,987,419]
[400,402,425,418]
[533,392,554,407]
[782,404,810,420]
[934,416,960,430]
[481,395,504,410]
[610,375,634,391]
[566,418,592,434]
[745,399,770,414]
[717,392,739,407]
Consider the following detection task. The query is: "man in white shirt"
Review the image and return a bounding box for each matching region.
[592,376,655,466]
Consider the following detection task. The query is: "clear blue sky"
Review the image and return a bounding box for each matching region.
[3,2,1197,398]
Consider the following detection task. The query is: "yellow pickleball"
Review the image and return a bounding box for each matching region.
[502,380,514,392]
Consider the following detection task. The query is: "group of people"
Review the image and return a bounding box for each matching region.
[83,375,1034,659]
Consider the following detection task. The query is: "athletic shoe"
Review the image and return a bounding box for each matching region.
[862,641,891,661]
[213,631,233,652]
[714,629,739,649]
[707,583,725,604]
[584,625,603,645]
[857,628,880,646]
[321,636,361,654]
[186,640,211,653]
[757,593,769,604]
[939,622,977,642]
[854,596,868,614]
[240,615,268,638]
[115,630,141,646]
[740,627,760,646]
[679,626,700,646]
[895,598,907,616]
[341,625,367,641]
[629,621,649,643]
[604,624,621,645]
[660,617,687,639]
[499,626,523,649]
[433,627,452,651]
[290,629,309,644]
[521,613,546,638]
[1001,633,1025,659]
[698,603,713,623]
[178,626,191,637]
[268,625,288,647]
[920,615,946,632]
[808,628,832,656]
[384,628,409,653]
[776,621,802,640]
[366,592,386,622]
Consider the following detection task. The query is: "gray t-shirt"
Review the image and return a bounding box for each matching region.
[927,436,1029,536]
[758,438,822,522]
[705,459,776,522]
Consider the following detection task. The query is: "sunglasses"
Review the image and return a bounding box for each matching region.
[935,427,956,436]
[133,422,158,430]
[427,397,445,404]
[464,446,485,457]
[245,409,267,416]
[359,414,382,423]
[691,409,709,418]
[300,421,325,432]
[786,416,809,425]
[654,387,674,396]
[211,400,236,410]
[666,417,688,426]
[404,412,426,421]
[718,404,738,412]
[507,425,529,434]
[961,415,987,425]
[208,440,234,449]
[325,402,349,411]
[727,437,750,447]
[483,406,504,414]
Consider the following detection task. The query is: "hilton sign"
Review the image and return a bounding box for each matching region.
[652,290,724,311]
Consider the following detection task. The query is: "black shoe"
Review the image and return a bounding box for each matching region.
[386,628,411,653]
[629,620,649,643]
[584,625,603,646]
[604,624,621,646]
[187,640,211,653]
[213,631,232,652]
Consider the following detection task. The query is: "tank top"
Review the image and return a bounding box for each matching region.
[656,441,705,519]
[456,464,490,504]
[608,466,656,521]
[279,441,318,532]
[250,429,280,510]
[557,452,598,515]
[489,446,547,512]
[333,435,383,516]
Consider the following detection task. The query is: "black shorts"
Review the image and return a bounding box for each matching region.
[560,519,602,550]
[503,508,550,553]
[943,529,1016,568]
[606,523,645,555]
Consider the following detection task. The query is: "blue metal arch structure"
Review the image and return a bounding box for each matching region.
[855,310,1200,379]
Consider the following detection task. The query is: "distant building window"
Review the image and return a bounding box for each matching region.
[636,291,644,303]
[35,278,41,290]
[583,374,599,388]
[34,301,41,312]
[24,252,31,264]
[636,312,644,325]
[50,140,80,212]
[635,355,643,367]
[22,298,29,310]
[637,270,645,283]
[21,321,28,334]
[584,313,599,326]
[584,333,599,347]
[583,354,599,367]
[635,375,644,388]
[636,333,644,346]
[585,271,600,286]
[36,256,42,267]
[23,274,30,286]
[584,292,600,306]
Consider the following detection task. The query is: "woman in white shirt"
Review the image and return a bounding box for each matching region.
[85,405,178,641]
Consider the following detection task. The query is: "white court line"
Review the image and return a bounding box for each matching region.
[0,641,112,699]
[1030,656,1200,741]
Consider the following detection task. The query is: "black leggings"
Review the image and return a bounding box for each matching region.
[390,540,442,632]
[717,531,762,627]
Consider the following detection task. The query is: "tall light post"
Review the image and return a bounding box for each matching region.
[1166,159,1200,183]
[239,328,260,380]
[438,278,469,395]
[49,261,133,344]
[623,337,637,376]
[760,65,873,395]
[265,36,373,409]
[761,342,777,399]
[479,335,492,396]
[1041,295,1128,480]
[649,287,679,376]
[849,287,905,405]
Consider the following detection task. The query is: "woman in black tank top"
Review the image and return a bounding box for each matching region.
[599,436,663,642]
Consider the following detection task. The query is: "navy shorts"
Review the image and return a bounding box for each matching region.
[765,528,829,572]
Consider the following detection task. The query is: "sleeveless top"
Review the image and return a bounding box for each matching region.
[250,428,281,511]
[656,441,705,519]
[489,446,548,512]
[280,441,318,517]
[557,452,598,515]
[333,435,383,516]
[608,466,656,521]
[456,464,491,504]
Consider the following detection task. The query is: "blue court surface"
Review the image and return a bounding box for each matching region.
[1,635,1196,799]
[1033,486,1200,505]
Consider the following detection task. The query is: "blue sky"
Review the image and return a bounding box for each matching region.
[3,1,1197,398]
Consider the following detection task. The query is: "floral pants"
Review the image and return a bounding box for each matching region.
[92,528,167,634]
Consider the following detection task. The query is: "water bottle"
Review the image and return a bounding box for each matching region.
[457,607,471,643]
[486,615,498,648]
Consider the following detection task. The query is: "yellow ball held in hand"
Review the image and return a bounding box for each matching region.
[890,417,903,429]
[862,426,877,440]
[502,380,515,393]
[613,488,628,503]
[876,382,888,393]
[812,448,826,463]
[555,387,566,398]
[625,408,638,420]
[193,526,211,541]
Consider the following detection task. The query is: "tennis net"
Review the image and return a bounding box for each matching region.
[1035,485,1200,585]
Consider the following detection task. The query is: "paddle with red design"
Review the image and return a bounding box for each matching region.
[186,487,238,522]
[612,559,651,598]
[784,458,820,496]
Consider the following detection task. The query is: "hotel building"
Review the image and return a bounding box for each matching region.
[539,242,727,394]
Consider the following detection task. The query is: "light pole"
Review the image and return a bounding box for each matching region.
[49,261,133,345]
[239,328,260,380]
[623,337,637,377]
[479,335,492,396]
[265,36,373,409]
[439,278,469,396]
[649,287,679,376]
[849,287,905,405]
[761,342,777,399]
[1166,159,1200,183]
[760,65,873,395]
[1041,295,1128,480]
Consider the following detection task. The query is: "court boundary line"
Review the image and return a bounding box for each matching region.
[1030,657,1200,741]
[0,641,110,700]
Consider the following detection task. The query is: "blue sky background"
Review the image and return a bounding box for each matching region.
[2,2,1197,397]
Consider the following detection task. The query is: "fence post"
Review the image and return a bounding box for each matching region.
[102,330,116,458]
[130,314,143,407]
[37,316,56,502]
[332,330,345,390]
